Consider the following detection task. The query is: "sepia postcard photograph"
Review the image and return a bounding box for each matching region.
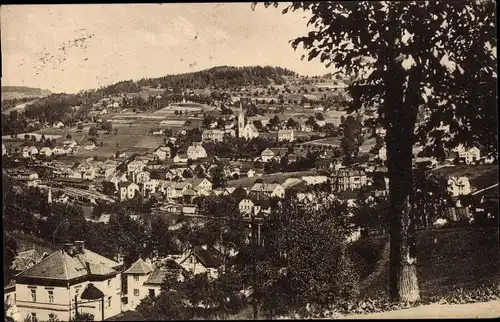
[1,2,498,321]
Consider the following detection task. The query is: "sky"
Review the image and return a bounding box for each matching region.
[1,3,335,94]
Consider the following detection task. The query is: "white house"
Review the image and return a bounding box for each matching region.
[154,146,171,161]
[22,146,39,159]
[123,259,186,311]
[250,183,285,199]
[187,142,208,160]
[3,144,7,156]
[84,143,96,151]
[260,148,276,163]
[300,123,313,132]
[15,241,122,322]
[239,198,254,215]
[132,170,151,184]
[202,129,225,142]
[185,178,213,195]
[141,180,159,196]
[277,129,294,142]
[123,259,153,311]
[52,146,67,156]
[64,140,78,148]
[53,121,64,128]
[119,182,140,201]
[173,154,188,164]
[151,128,164,136]
[39,147,53,157]
[127,160,146,174]
[462,147,481,164]
[447,176,471,196]
[178,246,224,280]
[378,146,387,161]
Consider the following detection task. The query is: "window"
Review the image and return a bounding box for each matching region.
[107,279,111,287]
[133,275,139,282]
[31,313,37,320]
[149,289,155,297]
[133,289,139,297]
[47,290,54,303]
[107,296,112,308]
[30,288,37,302]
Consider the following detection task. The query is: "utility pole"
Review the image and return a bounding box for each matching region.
[251,209,258,320]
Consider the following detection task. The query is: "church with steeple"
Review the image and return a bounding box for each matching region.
[237,100,259,140]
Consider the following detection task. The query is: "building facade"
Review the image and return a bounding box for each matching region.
[15,242,122,322]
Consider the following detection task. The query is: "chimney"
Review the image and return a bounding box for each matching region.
[62,243,75,255]
[74,241,85,253]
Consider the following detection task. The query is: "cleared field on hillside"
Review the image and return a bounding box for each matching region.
[350,227,500,299]
[227,170,319,188]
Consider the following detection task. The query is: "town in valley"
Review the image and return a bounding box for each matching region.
[2,2,498,321]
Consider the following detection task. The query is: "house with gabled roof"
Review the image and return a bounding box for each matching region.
[118,182,140,201]
[15,241,122,321]
[123,259,153,311]
[260,148,276,163]
[187,142,208,160]
[202,129,225,142]
[123,259,187,311]
[22,146,39,159]
[184,178,212,195]
[154,146,171,161]
[178,246,225,280]
[11,249,45,275]
[447,176,471,197]
[250,183,285,199]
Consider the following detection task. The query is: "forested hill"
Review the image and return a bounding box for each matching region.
[100,66,298,95]
[1,86,51,100]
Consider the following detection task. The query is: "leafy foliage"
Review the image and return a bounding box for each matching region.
[258,0,496,303]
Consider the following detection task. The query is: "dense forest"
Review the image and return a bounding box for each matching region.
[137,66,298,90]
[1,86,51,100]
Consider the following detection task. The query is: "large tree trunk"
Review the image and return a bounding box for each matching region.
[383,26,421,301]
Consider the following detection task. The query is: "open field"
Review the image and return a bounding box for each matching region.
[227,170,319,188]
[350,227,500,299]
[2,99,40,115]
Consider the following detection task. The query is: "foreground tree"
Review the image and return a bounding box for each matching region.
[257,0,497,303]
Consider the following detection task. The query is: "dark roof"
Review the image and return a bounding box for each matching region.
[336,191,359,200]
[189,246,223,268]
[105,311,146,321]
[81,283,105,300]
[252,197,272,208]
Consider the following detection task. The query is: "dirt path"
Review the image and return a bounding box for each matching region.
[338,300,500,319]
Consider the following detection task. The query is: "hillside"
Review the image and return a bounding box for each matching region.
[101,66,298,95]
[349,227,500,299]
[1,86,51,100]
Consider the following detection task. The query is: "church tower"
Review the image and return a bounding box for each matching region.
[238,101,245,138]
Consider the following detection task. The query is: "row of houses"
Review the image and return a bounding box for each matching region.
[12,140,80,159]
[4,240,230,320]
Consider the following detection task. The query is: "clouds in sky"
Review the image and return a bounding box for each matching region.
[1,4,335,93]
